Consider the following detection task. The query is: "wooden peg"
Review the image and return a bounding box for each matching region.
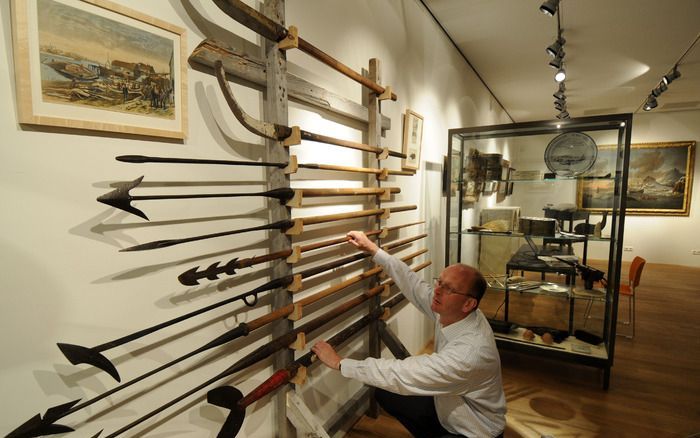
[286,245,302,263]
[378,85,393,101]
[286,190,303,208]
[380,188,392,201]
[380,208,391,219]
[379,307,391,320]
[278,25,299,51]
[287,274,303,292]
[288,303,303,321]
[379,168,389,181]
[283,126,302,146]
[289,332,306,350]
[376,148,389,161]
[380,283,391,297]
[284,155,299,174]
[285,218,304,235]
[290,366,307,385]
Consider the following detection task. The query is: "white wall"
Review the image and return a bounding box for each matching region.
[0,0,510,437]
[620,111,700,267]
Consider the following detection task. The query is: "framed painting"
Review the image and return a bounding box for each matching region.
[577,141,695,216]
[11,0,188,139]
[401,109,424,171]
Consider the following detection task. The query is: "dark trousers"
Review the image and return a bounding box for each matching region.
[375,389,504,438]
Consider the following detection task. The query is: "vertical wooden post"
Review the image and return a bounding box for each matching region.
[263,1,293,436]
[366,58,382,418]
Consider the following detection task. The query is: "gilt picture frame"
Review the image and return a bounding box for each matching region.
[401,109,424,171]
[577,141,695,216]
[11,0,188,139]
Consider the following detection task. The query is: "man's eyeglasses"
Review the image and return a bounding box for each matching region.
[433,278,475,299]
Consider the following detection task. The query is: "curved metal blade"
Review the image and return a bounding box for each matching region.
[207,386,245,438]
[97,176,149,220]
[57,343,121,382]
[214,60,292,141]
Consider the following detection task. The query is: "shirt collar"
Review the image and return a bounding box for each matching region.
[439,309,479,341]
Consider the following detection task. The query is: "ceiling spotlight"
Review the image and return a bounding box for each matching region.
[662,67,681,85]
[651,82,668,97]
[555,66,566,82]
[643,95,658,111]
[549,53,564,69]
[553,82,566,99]
[546,38,566,57]
[540,0,560,16]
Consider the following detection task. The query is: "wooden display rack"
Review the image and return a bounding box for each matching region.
[189,1,408,435]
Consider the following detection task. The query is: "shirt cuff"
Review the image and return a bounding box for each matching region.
[373,248,390,265]
[338,358,360,378]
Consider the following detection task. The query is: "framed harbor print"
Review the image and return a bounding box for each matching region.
[11,0,188,139]
[401,109,423,171]
[577,141,695,216]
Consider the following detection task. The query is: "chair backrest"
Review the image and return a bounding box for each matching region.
[629,256,646,289]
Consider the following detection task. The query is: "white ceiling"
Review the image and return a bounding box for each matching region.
[422,0,700,122]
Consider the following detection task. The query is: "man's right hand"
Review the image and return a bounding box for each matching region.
[347,231,379,255]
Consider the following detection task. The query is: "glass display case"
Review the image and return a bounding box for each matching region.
[445,114,632,389]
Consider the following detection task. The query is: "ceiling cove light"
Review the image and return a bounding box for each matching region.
[540,0,560,16]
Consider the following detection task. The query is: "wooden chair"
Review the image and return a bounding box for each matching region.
[617,256,646,338]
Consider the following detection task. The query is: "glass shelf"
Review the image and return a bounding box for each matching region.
[449,230,611,242]
[486,280,607,301]
[494,330,609,360]
[450,175,616,184]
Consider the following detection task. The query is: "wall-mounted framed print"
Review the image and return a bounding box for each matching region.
[401,109,423,171]
[11,0,188,139]
[577,141,695,216]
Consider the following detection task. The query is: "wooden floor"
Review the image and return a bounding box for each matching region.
[347,262,700,438]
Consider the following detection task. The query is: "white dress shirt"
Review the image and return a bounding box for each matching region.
[340,249,506,437]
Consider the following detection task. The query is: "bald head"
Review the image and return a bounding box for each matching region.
[444,264,487,305]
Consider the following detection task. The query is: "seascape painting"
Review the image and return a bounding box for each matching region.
[12,0,187,138]
[38,0,175,118]
[577,141,695,216]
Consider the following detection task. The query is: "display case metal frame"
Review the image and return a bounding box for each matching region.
[445,114,632,389]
